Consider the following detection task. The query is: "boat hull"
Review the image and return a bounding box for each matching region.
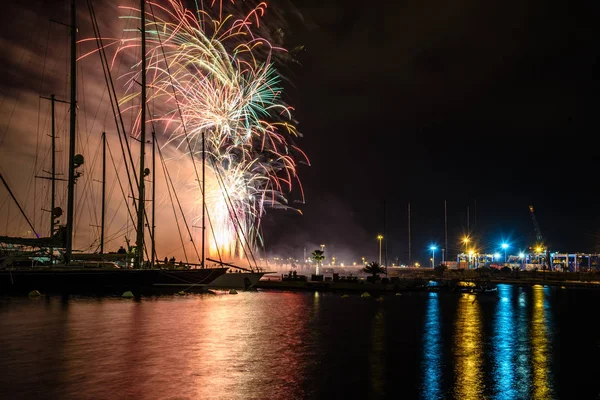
[150,268,228,293]
[207,272,266,290]
[0,267,228,296]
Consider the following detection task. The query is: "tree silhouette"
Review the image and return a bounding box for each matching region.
[363,261,385,281]
[311,249,325,275]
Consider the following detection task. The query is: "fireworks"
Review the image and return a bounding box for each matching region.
[115,0,308,261]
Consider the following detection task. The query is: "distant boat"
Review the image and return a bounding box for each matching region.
[474,286,498,294]
[208,270,268,290]
[205,258,272,290]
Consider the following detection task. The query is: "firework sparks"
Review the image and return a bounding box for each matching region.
[113,0,308,261]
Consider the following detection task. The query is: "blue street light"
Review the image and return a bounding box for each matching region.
[430,246,437,268]
[501,243,509,263]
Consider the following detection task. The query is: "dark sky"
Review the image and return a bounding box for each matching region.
[0,0,597,265]
[261,0,598,263]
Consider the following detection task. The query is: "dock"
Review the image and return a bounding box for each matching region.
[256,269,600,293]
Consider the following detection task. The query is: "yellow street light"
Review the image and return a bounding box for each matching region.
[462,237,470,258]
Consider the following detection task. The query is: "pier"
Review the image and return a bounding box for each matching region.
[256,268,600,293]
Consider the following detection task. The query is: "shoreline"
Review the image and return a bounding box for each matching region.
[256,273,600,292]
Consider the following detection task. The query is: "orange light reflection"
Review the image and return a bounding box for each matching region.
[453,294,483,399]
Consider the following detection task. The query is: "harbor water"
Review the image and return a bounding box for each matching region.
[1,284,598,399]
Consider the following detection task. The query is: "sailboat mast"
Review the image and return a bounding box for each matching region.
[100,131,106,254]
[65,0,77,265]
[201,130,205,268]
[467,206,470,235]
[444,199,447,263]
[408,202,411,266]
[135,0,147,268]
[383,199,387,274]
[151,131,156,268]
[50,94,56,264]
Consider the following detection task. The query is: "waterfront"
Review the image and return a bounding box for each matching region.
[1,285,599,399]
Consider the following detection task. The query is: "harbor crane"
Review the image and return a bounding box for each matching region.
[528,205,552,270]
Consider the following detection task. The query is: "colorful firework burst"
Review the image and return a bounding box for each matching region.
[114,0,308,261]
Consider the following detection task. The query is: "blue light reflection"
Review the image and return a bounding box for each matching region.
[493,284,517,399]
[421,292,442,399]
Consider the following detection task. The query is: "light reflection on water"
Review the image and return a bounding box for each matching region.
[0,285,580,399]
[0,292,313,400]
[453,294,483,399]
[531,285,554,398]
[515,285,531,397]
[493,284,518,399]
[421,292,442,399]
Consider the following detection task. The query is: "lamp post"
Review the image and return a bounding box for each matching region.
[430,246,437,268]
[462,237,470,266]
[501,243,509,263]
[377,235,383,265]
[462,237,470,251]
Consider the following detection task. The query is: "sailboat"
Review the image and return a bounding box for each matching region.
[0,0,228,296]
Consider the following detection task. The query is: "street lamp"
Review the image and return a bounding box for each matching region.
[462,237,470,265]
[501,243,509,263]
[494,253,501,262]
[462,237,470,252]
[377,235,384,265]
[430,246,437,268]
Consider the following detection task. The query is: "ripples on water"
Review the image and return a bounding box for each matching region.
[0,285,599,399]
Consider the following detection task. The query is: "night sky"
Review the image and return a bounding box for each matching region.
[0,0,597,265]
[262,0,598,263]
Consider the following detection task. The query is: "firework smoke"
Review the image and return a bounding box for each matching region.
[114,0,308,262]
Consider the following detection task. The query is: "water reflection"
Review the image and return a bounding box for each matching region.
[0,293,314,400]
[0,286,571,399]
[0,297,69,399]
[453,294,483,399]
[514,287,531,397]
[493,285,518,399]
[531,285,554,398]
[421,292,442,399]
[369,305,386,398]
